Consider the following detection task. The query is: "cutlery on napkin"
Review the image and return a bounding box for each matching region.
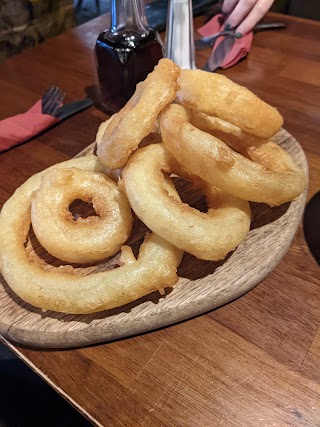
[0,86,93,153]
[195,21,286,50]
[198,14,286,72]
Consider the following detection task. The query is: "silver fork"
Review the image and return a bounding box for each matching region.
[195,22,286,50]
[42,86,66,116]
[195,29,235,50]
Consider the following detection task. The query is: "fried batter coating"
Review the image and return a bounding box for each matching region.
[177,69,283,138]
[97,58,180,168]
[160,104,305,206]
[0,156,183,314]
[188,110,303,174]
[31,168,133,263]
[123,144,251,261]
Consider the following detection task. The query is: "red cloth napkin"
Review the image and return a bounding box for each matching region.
[0,100,59,153]
[198,14,253,69]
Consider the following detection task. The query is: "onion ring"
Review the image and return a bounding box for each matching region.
[97,58,180,169]
[31,167,133,263]
[122,143,251,261]
[160,104,306,206]
[96,114,116,146]
[176,69,283,138]
[0,155,183,314]
[187,110,302,176]
[186,109,261,155]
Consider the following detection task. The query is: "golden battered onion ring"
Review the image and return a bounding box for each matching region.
[186,109,263,156]
[97,58,180,168]
[96,114,116,146]
[96,114,162,183]
[31,168,133,263]
[0,155,183,314]
[176,69,283,138]
[187,110,302,176]
[160,104,306,206]
[122,143,251,261]
[96,115,163,184]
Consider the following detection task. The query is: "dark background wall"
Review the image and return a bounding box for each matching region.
[271,0,320,20]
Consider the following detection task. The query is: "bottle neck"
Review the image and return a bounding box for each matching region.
[139,0,148,26]
[109,0,149,46]
[165,0,195,69]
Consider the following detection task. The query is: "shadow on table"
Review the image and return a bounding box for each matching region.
[0,345,92,427]
[85,84,106,114]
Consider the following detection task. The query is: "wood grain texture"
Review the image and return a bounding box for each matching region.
[0,11,320,427]
[0,130,308,348]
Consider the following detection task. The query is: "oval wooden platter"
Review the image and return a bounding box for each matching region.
[0,129,308,349]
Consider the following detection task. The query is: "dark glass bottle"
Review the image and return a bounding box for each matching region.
[94,0,163,114]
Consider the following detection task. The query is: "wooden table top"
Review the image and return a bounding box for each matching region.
[1,11,320,427]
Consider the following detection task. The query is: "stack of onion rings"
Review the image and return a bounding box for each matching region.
[0,63,307,315]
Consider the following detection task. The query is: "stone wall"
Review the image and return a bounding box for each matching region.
[0,0,75,62]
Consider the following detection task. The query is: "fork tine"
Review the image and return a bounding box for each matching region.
[42,86,55,103]
[42,86,54,103]
[42,86,57,110]
[42,86,60,113]
[42,86,66,116]
[52,91,66,116]
[47,90,66,116]
[42,86,59,113]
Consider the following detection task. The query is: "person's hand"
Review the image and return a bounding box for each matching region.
[222,0,275,37]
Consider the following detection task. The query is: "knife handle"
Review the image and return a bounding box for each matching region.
[55,98,93,120]
[253,22,287,32]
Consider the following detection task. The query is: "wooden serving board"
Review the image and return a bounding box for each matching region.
[0,129,308,349]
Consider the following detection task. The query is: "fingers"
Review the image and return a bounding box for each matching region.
[236,0,274,35]
[222,0,239,14]
[225,0,257,29]
[223,0,275,36]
